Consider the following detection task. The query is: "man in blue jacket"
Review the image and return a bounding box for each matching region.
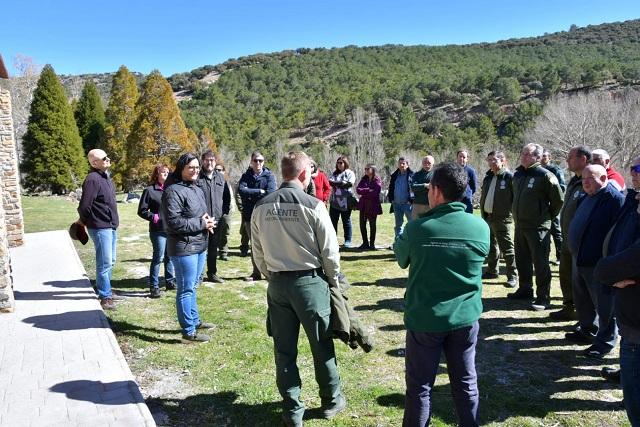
[567,164,624,359]
[238,150,277,281]
[388,157,414,237]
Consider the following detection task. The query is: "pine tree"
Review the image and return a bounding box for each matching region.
[195,127,218,155]
[126,70,193,186]
[21,64,86,194]
[104,65,139,188]
[74,80,105,153]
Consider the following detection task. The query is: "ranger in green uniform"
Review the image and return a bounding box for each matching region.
[251,152,345,427]
[411,155,434,219]
[508,143,564,311]
[549,146,591,320]
[479,151,517,287]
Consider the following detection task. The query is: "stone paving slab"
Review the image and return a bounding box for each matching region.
[0,230,155,426]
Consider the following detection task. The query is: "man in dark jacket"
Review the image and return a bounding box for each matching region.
[567,164,624,358]
[508,143,564,311]
[479,151,517,287]
[550,146,590,321]
[388,157,414,237]
[594,155,640,425]
[457,150,478,213]
[197,150,231,283]
[541,149,566,264]
[77,149,120,311]
[238,150,277,281]
[411,155,434,219]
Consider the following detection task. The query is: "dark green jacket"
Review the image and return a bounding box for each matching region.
[411,169,433,205]
[560,175,585,239]
[512,162,564,230]
[394,202,489,332]
[479,168,514,219]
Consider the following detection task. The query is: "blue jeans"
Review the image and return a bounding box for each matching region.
[329,207,353,243]
[149,232,175,289]
[171,252,206,336]
[404,322,480,427]
[573,264,618,352]
[87,228,117,300]
[393,202,412,237]
[621,339,640,427]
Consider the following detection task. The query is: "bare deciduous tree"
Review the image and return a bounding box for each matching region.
[348,107,385,179]
[525,88,640,168]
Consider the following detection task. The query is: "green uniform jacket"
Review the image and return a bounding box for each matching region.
[560,175,585,238]
[512,162,564,230]
[394,202,489,332]
[479,168,514,219]
[411,169,433,205]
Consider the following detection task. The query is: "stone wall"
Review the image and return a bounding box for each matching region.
[0,87,24,247]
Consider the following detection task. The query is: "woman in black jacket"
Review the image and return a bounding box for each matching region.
[138,164,176,298]
[161,153,217,343]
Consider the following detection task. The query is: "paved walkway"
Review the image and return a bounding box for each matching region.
[0,230,155,426]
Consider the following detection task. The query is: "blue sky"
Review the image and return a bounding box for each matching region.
[3,0,640,77]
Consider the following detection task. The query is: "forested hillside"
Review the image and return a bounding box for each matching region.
[172,19,640,162]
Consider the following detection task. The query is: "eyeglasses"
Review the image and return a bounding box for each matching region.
[215,168,224,172]
[102,156,110,161]
[253,158,264,163]
[187,166,200,171]
[631,165,640,174]
[336,161,344,164]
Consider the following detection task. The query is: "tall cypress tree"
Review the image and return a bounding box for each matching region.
[104,65,139,189]
[21,64,86,194]
[74,80,105,153]
[126,70,193,185]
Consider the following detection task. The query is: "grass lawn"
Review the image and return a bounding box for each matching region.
[22,195,628,426]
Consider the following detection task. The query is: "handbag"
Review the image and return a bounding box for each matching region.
[347,193,359,211]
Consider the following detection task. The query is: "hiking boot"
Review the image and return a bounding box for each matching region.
[206,274,225,284]
[549,306,577,321]
[531,298,550,311]
[482,272,499,280]
[507,288,534,300]
[197,321,215,330]
[219,253,229,261]
[582,345,610,359]
[181,332,210,343]
[565,330,594,344]
[149,288,162,299]
[165,282,176,291]
[601,367,621,383]
[505,277,518,288]
[322,395,347,419]
[100,298,116,311]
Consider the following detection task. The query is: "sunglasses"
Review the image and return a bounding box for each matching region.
[253,158,264,163]
[102,156,110,161]
[631,165,640,174]
[336,161,344,164]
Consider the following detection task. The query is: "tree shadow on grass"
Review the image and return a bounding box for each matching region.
[351,277,406,288]
[340,252,398,261]
[354,297,404,312]
[14,289,96,301]
[108,319,182,344]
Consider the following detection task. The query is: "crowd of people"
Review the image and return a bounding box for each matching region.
[74,143,640,426]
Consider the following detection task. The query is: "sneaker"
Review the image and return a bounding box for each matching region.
[196,321,215,330]
[206,274,225,284]
[507,288,534,300]
[358,243,370,251]
[550,259,560,266]
[181,332,210,343]
[565,330,594,344]
[100,298,116,311]
[219,253,229,261]
[482,272,499,280]
[601,367,621,383]
[505,277,518,288]
[322,395,347,419]
[165,282,176,291]
[531,298,550,311]
[343,241,352,248]
[549,306,577,321]
[582,346,610,359]
[149,288,162,299]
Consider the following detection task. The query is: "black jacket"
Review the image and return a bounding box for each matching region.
[196,170,231,220]
[77,169,119,229]
[161,180,209,257]
[479,168,513,219]
[137,184,166,233]
[238,167,277,222]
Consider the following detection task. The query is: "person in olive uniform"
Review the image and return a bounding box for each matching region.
[550,146,591,321]
[411,155,434,219]
[479,151,517,288]
[541,149,566,265]
[252,152,345,427]
[508,143,564,311]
